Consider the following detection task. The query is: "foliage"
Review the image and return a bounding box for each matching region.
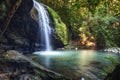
[89,15,119,48]
[47,6,68,45]
[1,0,120,48]
[0,3,6,20]
[101,56,120,78]
[37,0,120,48]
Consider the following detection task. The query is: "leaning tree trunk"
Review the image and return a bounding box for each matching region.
[0,0,23,39]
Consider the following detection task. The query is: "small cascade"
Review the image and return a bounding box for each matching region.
[33,0,52,51]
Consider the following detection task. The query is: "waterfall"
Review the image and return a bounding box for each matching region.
[33,0,51,51]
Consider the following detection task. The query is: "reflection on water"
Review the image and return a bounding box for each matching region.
[33,50,118,79]
[45,56,50,67]
[34,51,61,55]
[80,50,95,66]
[34,51,61,67]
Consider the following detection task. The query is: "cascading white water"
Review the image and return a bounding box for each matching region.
[33,0,51,51]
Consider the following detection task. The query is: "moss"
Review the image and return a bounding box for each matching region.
[47,6,68,45]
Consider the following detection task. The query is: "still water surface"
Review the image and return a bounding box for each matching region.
[33,50,118,79]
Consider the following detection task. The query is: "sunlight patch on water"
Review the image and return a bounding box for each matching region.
[79,50,95,66]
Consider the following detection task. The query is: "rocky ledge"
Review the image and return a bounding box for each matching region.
[0,50,72,80]
[103,47,120,55]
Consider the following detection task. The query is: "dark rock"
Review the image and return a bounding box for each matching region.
[1,0,39,52]
[105,65,120,80]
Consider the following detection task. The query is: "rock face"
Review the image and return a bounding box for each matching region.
[0,0,38,52]
[0,0,69,52]
[31,4,69,49]
[0,50,72,80]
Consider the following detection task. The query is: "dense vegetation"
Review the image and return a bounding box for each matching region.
[0,0,120,49]
[37,0,120,49]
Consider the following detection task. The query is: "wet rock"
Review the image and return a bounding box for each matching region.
[0,50,72,80]
[0,44,14,50]
[0,36,8,43]
[31,4,69,49]
[103,47,120,55]
[0,74,9,80]
[17,74,42,80]
[4,50,23,60]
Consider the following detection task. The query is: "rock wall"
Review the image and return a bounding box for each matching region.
[31,4,69,49]
[0,0,69,52]
[0,0,39,53]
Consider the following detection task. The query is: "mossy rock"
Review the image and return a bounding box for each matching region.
[47,6,68,45]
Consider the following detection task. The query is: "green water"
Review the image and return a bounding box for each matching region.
[32,50,118,79]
